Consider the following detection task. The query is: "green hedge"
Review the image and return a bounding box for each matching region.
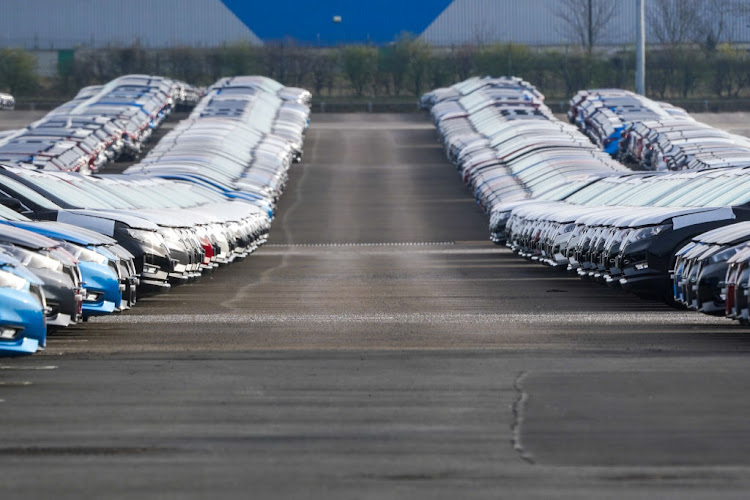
[5,41,750,101]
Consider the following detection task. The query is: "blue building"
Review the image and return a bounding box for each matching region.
[221,0,453,45]
[1,0,748,50]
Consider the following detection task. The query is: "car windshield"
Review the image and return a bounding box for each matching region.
[666,177,735,207]
[653,175,728,207]
[68,176,136,209]
[97,180,172,209]
[625,178,688,206]
[538,180,591,201]
[564,180,617,204]
[140,183,187,208]
[175,183,224,203]
[0,174,63,210]
[582,182,635,205]
[17,173,119,210]
[715,178,750,206]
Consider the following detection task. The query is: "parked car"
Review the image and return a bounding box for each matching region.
[0,251,46,354]
[0,165,175,289]
[0,93,14,111]
[424,76,750,327]
[0,73,311,355]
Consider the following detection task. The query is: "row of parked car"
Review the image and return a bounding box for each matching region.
[0,93,13,111]
[673,222,750,319]
[420,76,629,225]
[666,211,750,323]
[424,76,750,324]
[0,75,198,174]
[0,75,311,356]
[569,88,750,171]
[503,169,750,299]
[126,76,310,211]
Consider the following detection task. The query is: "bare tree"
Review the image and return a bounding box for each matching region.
[647,0,750,50]
[409,37,432,96]
[695,0,750,49]
[309,50,337,96]
[285,45,317,87]
[471,19,493,49]
[341,45,378,96]
[647,0,702,99]
[648,0,702,46]
[451,44,475,81]
[553,0,617,54]
[380,33,413,95]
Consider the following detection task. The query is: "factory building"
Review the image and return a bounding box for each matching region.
[2,0,749,75]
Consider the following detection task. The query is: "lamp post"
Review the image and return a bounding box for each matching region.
[636,0,645,95]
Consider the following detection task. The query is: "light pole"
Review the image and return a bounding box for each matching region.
[636,0,645,95]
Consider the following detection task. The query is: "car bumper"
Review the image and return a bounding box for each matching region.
[82,299,116,318]
[619,267,668,295]
[0,337,40,356]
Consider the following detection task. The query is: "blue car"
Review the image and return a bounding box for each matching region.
[0,224,83,328]
[4,219,138,311]
[77,258,120,317]
[0,225,118,320]
[0,253,47,355]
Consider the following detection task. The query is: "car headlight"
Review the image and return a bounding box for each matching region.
[125,228,168,248]
[158,228,186,250]
[624,224,671,245]
[92,246,118,262]
[707,246,740,264]
[0,269,27,290]
[569,224,585,238]
[62,243,109,266]
[1,245,64,273]
[557,223,577,236]
[490,210,511,227]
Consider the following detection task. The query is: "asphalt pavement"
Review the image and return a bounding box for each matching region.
[2,113,750,499]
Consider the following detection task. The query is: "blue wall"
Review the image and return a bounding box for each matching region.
[220,0,453,45]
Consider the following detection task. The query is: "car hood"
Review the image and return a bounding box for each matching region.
[58,209,160,234]
[4,220,117,246]
[0,223,59,249]
[695,221,750,245]
[575,206,664,226]
[625,206,735,228]
[121,208,213,227]
[0,257,45,286]
[547,205,615,223]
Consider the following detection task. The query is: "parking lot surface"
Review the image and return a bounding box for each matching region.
[2,113,750,498]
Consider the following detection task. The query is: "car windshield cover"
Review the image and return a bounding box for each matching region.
[20,174,118,210]
[0,174,63,210]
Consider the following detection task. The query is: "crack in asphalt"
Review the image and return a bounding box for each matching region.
[512,370,534,465]
[224,157,311,310]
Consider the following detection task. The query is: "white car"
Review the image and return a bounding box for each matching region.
[0,93,14,111]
